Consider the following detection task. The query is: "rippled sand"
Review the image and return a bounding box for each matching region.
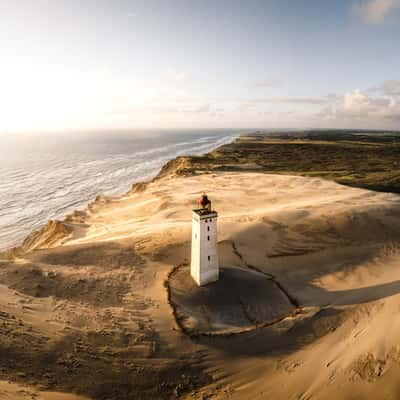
[1,172,400,399]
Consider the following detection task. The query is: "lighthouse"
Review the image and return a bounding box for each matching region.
[191,194,219,286]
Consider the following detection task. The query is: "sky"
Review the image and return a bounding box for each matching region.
[0,0,400,133]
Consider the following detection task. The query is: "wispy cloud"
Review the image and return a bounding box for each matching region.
[365,80,400,95]
[193,104,211,113]
[353,0,399,24]
[162,70,190,84]
[382,80,400,95]
[148,103,212,115]
[249,97,328,105]
[250,77,284,89]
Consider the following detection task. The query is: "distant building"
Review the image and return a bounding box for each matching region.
[191,196,219,286]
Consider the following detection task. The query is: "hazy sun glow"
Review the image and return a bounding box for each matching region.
[1,0,399,133]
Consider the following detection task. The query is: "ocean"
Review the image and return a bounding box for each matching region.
[0,129,242,250]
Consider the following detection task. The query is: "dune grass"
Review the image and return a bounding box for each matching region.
[173,130,400,194]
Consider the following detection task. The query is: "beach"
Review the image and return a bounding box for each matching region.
[0,130,240,251]
[1,132,400,399]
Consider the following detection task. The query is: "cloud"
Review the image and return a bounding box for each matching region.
[344,89,371,114]
[382,80,400,95]
[317,88,400,126]
[162,70,190,84]
[236,97,326,114]
[353,0,399,24]
[148,103,212,115]
[343,89,395,115]
[210,111,225,118]
[257,110,297,119]
[193,104,211,113]
[250,97,328,105]
[250,77,284,89]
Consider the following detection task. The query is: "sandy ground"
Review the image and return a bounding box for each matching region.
[1,172,400,399]
[168,265,296,335]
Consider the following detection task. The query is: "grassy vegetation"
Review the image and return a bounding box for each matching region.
[170,130,400,194]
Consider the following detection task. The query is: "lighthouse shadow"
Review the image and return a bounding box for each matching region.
[198,305,345,358]
[199,279,400,358]
[168,264,297,337]
[196,233,400,357]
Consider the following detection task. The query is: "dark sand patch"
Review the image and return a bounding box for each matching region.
[31,242,145,270]
[0,315,210,400]
[0,264,129,306]
[168,265,296,335]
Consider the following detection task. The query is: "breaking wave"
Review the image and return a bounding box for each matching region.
[0,130,240,250]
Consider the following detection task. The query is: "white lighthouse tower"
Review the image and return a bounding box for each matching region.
[190,195,219,286]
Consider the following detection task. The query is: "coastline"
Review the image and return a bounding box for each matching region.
[3,129,400,257]
[0,132,243,256]
[1,131,400,399]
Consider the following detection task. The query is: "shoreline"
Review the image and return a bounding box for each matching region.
[3,129,400,257]
[0,132,243,256]
[1,141,400,398]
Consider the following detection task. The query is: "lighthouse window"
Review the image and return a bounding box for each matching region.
[207,226,210,231]
[207,236,210,241]
[208,256,211,261]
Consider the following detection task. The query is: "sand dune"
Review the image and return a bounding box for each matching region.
[1,172,400,399]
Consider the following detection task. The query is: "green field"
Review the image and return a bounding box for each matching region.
[162,130,400,194]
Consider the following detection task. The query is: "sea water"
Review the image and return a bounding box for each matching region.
[0,129,242,250]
